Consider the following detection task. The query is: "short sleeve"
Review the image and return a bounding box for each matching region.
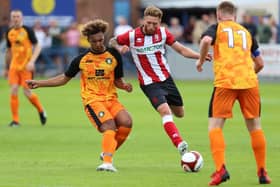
[107,47,124,79]
[201,24,218,45]
[165,28,176,46]
[64,55,82,77]
[23,26,38,44]
[117,31,130,46]
[5,28,11,48]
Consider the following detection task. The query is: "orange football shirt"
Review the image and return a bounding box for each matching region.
[6,26,37,71]
[65,48,124,106]
[212,21,258,89]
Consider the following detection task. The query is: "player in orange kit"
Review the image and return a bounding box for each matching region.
[196,1,271,185]
[5,10,46,126]
[26,19,133,172]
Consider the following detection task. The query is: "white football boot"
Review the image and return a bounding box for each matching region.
[177,140,189,156]
[96,163,117,172]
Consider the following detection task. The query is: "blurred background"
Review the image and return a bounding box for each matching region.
[0,0,279,80]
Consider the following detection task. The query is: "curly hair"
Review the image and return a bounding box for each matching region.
[81,19,109,37]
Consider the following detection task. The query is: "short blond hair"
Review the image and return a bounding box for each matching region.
[81,19,109,37]
[144,5,163,20]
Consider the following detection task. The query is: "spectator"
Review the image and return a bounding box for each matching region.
[114,16,132,36]
[241,13,257,38]
[183,16,196,43]
[269,17,278,44]
[168,17,184,42]
[33,20,52,75]
[0,16,9,42]
[63,22,80,67]
[193,14,210,44]
[45,19,64,76]
[78,17,90,53]
[257,16,272,43]
[113,16,134,74]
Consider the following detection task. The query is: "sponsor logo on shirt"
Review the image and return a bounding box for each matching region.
[135,43,164,54]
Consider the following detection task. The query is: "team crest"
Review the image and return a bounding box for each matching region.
[98,111,105,118]
[105,58,112,64]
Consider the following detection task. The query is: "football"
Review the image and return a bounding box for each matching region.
[181,151,203,172]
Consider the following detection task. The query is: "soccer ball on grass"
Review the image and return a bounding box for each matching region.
[181,151,203,172]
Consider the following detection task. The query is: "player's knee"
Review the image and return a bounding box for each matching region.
[122,116,133,128]
[174,112,184,118]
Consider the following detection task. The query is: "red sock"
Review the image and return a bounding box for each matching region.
[163,121,183,147]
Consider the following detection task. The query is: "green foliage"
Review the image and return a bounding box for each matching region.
[0,78,279,187]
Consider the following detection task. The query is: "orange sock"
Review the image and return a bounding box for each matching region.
[250,129,266,171]
[28,93,43,112]
[115,126,131,150]
[102,130,117,163]
[209,128,226,171]
[10,95,19,122]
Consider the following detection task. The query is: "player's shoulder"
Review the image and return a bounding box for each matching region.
[107,47,120,56]
[22,25,33,32]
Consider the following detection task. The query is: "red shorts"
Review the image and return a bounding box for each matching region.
[8,69,33,88]
[85,99,125,128]
[209,87,261,119]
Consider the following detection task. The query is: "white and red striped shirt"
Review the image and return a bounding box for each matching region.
[117,26,175,85]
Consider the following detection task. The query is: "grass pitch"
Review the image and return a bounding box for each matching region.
[0,77,279,187]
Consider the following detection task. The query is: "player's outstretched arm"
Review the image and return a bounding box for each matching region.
[171,41,212,61]
[196,36,213,72]
[171,41,200,59]
[114,78,133,93]
[109,37,130,54]
[26,74,72,89]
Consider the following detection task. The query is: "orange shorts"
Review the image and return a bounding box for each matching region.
[209,87,260,119]
[85,99,125,129]
[8,68,33,88]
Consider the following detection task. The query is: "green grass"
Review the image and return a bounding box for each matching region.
[0,77,279,187]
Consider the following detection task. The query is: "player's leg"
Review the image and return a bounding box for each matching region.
[164,77,184,118]
[141,80,188,155]
[208,87,234,185]
[22,70,46,125]
[85,103,118,172]
[8,69,20,126]
[169,105,184,118]
[240,87,271,184]
[114,108,132,150]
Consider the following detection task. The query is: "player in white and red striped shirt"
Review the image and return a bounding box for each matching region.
[110,5,211,156]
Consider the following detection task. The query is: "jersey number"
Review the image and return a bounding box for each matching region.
[223,28,247,50]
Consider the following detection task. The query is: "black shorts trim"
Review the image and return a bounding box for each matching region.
[86,104,102,128]
[208,87,216,117]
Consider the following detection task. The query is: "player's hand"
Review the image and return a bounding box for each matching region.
[196,60,204,72]
[205,53,212,61]
[26,62,35,71]
[118,45,130,54]
[26,80,39,89]
[123,83,133,92]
